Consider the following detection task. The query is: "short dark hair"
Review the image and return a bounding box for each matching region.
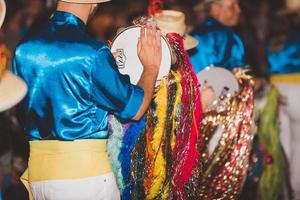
[203,0,223,14]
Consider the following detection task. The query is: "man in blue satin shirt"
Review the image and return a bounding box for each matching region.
[12,0,162,199]
[189,0,246,73]
[266,13,300,199]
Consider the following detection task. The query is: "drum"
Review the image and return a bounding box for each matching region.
[111,26,172,85]
[196,66,239,98]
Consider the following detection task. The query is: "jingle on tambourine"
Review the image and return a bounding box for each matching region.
[111,25,172,85]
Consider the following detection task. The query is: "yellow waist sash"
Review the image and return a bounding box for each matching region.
[271,73,300,84]
[21,139,111,200]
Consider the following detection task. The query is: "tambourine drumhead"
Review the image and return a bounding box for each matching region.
[196,67,239,98]
[111,26,171,85]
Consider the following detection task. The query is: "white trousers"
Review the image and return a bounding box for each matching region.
[276,83,300,199]
[29,172,120,200]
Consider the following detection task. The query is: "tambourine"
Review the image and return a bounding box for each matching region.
[196,66,239,98]
[111,26,172,85]
[197,67,240,154]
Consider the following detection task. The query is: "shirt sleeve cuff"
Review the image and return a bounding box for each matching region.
[115,85,144,121]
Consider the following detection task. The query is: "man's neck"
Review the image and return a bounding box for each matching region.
[56,2,91,24]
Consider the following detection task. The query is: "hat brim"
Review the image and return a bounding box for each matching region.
[184,34,198,51]
[0,71,27,112]
[60,0,111,3]
[0,0,6,28]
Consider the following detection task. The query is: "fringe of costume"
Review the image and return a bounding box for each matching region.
[147,0,163,16]
[167,33,202,200]
[107,31,202,200]
[257,87,284,200]
[107,115,128,191]
[240,86,285,200]
[191,70,255,199]
[108,1,255,198]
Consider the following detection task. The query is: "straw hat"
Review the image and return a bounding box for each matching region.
[60,0,111,3]
[278,0,300,15]
[0,67,28,112]
[286,0,300,11]
[0,0,27,112]
[154,10,198,50]
[0,0,5,28]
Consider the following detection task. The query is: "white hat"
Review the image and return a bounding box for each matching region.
[0,71,27,112]
[60,0,111,3]
[154,10,198,50]
[0,0,6,28]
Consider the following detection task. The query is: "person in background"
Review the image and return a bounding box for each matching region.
[193,2,206,26]
[13,0,162,199]
[237,0,270,79]
[266,7,300,199]
[189,0,246,73]
[2,0,48,52]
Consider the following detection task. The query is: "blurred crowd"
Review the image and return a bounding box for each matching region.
[0,0,291,73]
[0,0,299,199]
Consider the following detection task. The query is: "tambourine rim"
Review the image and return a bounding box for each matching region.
[197,66,240,96]
[110,25,172,58]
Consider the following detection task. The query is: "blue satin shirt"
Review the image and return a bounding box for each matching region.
[266,33,300,74]
[189,17,246,73]
[13,11,144,140]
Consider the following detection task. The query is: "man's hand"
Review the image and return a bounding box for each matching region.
[201,82,216,111]
[132,25,162,121]
[112,51,121,58]
[137,25,162,73]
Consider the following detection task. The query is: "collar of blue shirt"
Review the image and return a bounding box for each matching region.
[50,11,86,30]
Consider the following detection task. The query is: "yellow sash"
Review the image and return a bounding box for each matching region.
[271,73,300,84]
[21,139,111,200]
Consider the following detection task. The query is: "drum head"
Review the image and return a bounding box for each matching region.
[196,67,239,97]
[111,26,171,85]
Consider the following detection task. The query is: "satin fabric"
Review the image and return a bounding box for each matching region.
[266,33,300,75]
[13,11,144,140]
[189,17,246,73]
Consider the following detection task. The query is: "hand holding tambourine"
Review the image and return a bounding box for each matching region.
[137,25,162,75]
[200,81,217,111]
[111,25,172,85]
[197,66,240,110]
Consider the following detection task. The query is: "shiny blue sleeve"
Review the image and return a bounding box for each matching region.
[214,30,246,70]
[190,30,246,73]
[228,33,246,69]
[189,33,216,73]
[267,36,300,74]
[90,47,144,121]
